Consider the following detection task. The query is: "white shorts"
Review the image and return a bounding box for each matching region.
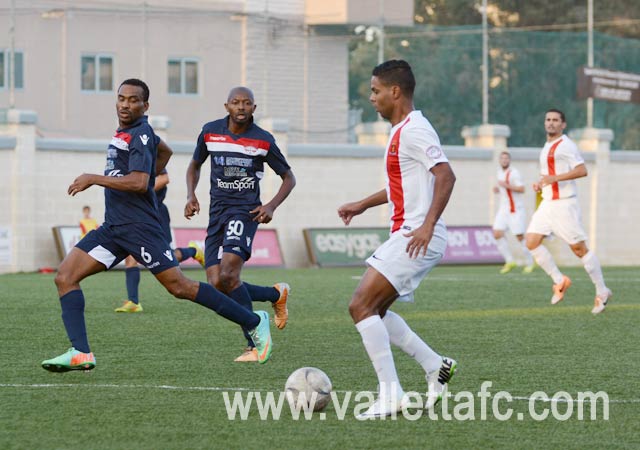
[366,223,447,296]
[526,197,587,245]
[493,207,527,236]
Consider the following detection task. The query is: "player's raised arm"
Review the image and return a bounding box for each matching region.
[539,163,587,187]
[68,171,149,196]
[338,188,388,226]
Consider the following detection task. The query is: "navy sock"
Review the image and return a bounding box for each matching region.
[244,282,279,303]
[177,247,196,262]
[229,284,254,347]
[125,267,140,304]
[60,290,90,353]
[194,282,259,330]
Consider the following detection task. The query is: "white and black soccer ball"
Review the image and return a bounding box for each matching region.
[285,367,332,412]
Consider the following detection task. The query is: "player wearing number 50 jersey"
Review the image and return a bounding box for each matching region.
[338,60,457,418]
[525,109,611,314]
[185,86,296,362]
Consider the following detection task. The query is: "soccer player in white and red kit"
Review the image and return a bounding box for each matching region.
[525,109,612,314]
[493,151,535,274]
[338,60,457,418]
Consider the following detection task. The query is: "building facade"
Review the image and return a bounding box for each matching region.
[0,0,411,143]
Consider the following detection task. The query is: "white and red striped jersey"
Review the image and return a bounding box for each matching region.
[384,110,449,233]
[496,166,524,212]
[539,135,584,201]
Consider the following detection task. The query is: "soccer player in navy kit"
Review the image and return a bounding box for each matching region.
[42,79,273,372]
[185,86,296,362]
[116,164,204,313]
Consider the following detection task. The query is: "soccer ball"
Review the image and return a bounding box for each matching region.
[285,367,332,412]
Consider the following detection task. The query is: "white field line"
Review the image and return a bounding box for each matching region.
[1,383,639,403]
[427,276,640,283]
[352,276,640,283]
[0,383,264,392]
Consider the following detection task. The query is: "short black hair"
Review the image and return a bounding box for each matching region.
[227,86,254,102]
[372,60,416,96]
[119,78,150,102]
[546,108,565,123]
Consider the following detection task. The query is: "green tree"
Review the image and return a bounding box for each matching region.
[415,0,640,38]
[349,3,640,148]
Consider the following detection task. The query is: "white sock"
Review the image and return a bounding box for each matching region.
[520,240,534,266]
[529,245,563,284]
[382,311,442,374]
[581,251,608,295]
[495,237,513,263]
[355,315,403,398]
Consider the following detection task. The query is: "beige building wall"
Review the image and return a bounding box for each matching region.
[0,0,355,143]
[305,0,414,26]
[1,113,638,274]
[241,2,350,144]
[304,37,350,144]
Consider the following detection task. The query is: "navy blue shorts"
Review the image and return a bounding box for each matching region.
[76,222,180,274]
[204,212,258,267]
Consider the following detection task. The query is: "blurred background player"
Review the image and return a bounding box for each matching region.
[525,109,612,314]
[42,78,272,372]
[185,86,295,362]
[115,158,203,313]
[338,60,457,418]
[79,205,98,239]
[492,151,535,274]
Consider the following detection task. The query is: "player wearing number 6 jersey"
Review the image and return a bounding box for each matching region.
[185,86,296,362]
[338,60,457,419]
[492,151,535,274]
[41,79,273,373]
[525,109,611,314]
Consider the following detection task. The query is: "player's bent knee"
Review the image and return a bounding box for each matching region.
[168,276,198,300]
[209,277,223,291]
[525,234,540,251]
[348,297,377,322]
[218,271,241,293]
[571,245,588,258]
[156,271,194,300]
[165,280,191,300]
[54,270,74,290]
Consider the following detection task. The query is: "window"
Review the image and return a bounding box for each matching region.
[168,58,198,94]
[0,50,24,89]
[81,54,113,92]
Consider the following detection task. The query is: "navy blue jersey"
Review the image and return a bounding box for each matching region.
[192,117,291,215]
[104,116,160,225]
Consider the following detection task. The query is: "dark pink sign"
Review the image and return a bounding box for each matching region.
[246,229,284,267]
[172,227,284,267]
[442,226,503,264]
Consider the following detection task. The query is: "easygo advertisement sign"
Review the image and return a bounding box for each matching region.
[304,226,502,267]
